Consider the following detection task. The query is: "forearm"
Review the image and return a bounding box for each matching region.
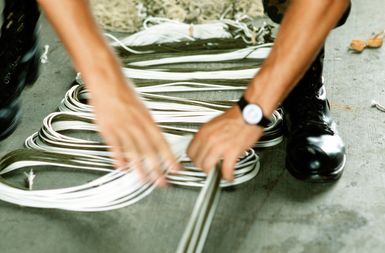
[37,0,178,178]
[37,0,127,93]
[245,0,350,116]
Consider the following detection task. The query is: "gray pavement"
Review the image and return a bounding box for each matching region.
[1,0,385,252]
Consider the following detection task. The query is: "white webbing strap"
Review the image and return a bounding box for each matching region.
[59,85,283,148]
[23,112,259,189]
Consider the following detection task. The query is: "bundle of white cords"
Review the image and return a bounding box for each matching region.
[74,77,247,95]
[0,126,259,212]
[0,149,163,212]
[124,44,272,67]
[136,81,246,93]
[111,21,231,47]
[58,85,283,148]
[0,20,275,213]
[109,17,272,48]
[114,44,271,80]
[23,111,260,188]
[122,67,259,81]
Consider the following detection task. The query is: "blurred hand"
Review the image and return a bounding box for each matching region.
[89,76,179,186]
[187,106,264,181]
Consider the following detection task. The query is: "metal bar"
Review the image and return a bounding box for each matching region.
[176,164,222,253]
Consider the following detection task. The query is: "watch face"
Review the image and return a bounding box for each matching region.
[242,104,263,125]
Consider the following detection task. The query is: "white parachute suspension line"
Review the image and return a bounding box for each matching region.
[0,132,191,212]
[0,20,279,212]
[103,33,154,54]
[108,17,272,49]
[19,111,260,189]
[125,44,272,67]
[122,67,259,80]
[58,84,282,145]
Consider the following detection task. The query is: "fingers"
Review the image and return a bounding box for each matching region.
[190,133,223,173]
[146,123,180,172]
[88,76,178,187]
[123,123,168,186]
[200,147,223,175]
[117,129,145,178]
[136,118,181,186]
[99,118,173,187]
[187,124,215,165]
[100,129,127,168]
[135,131,167,186]
[189,133,239,181]
[221,149,241,181]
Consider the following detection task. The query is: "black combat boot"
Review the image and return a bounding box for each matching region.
[283,48,346,182]
[0,0,40,141]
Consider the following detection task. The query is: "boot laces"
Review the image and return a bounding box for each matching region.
[291,95,334,136]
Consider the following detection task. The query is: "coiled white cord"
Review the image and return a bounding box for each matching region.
[58,85,283,148]
[23,111,260,188]
[0,20,276,213]
[0,149,156,212]
[125,44,272,67]
[108,18,272,48]
[1,130,258,212]
[109,20,231,47]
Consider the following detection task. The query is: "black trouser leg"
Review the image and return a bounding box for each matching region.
[1,0,40,50]
[262,0,351,27]
[0,0,40,140]
[0,0,40,105]
[261,1,350,182]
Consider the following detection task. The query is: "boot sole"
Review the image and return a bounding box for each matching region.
[286,154,346,183]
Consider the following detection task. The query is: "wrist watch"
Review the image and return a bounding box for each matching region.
[237,95,271,127]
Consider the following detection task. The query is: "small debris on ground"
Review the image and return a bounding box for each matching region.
[349,30,384,53]
[24,169,36,190]
[371,100,385,112]
[40,45,50,64]
[350,40,367,53]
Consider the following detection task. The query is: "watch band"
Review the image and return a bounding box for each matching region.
[237,95,271,128]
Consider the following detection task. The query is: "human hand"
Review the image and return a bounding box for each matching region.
[37,0,181,186]
[88,77,179,186]
[187,105,264,181]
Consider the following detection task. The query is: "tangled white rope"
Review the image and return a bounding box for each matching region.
[58,84,283,148]
[0,112,260,212]
[23,110,260,185]
[0,150,158,212]
[125,44,272,67]
[108,17,272,48]
[0,20,278,213]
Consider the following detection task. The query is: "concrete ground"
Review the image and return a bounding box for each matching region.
[1,0,385,252]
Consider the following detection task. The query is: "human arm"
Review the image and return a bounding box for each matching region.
[36,0,179,184]
[188,0,350,180]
